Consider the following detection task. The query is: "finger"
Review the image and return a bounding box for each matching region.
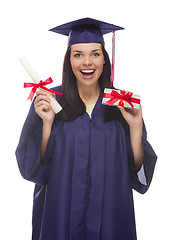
[46,92,56,99]
[117,106,126,114]
[36,90,55,98]
[35,102,51,113]
[118,106,136,114]
[36,90,47,97]
[36,104,49,113]
[35,99,51,109]
[117,106,127,118]
[35,91,47,104]
[52,93,56,99]
[35,94,51,104]
[117,106,133,120]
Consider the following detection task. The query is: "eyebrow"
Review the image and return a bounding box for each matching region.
[72,50,82,53]
[92,49,101,52]
[72,49,101,53]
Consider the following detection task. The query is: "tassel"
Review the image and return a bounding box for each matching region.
[111,31,115,87]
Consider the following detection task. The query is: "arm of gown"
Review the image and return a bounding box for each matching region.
[15,100,54,186]
[128,121,157,194]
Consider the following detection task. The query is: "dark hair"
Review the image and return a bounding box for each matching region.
[56,45,122,121]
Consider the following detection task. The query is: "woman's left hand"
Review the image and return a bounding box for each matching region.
[117,105,143,130]
[118,105,143,171]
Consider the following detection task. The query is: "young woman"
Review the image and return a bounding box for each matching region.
[16,18,157,240]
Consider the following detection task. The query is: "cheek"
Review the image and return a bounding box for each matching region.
[96,56,105,68]
[70,61,77,75]
[70,58,80,73]
[70,63,82,81]
[97,59,105,72]
[96,61,105,79]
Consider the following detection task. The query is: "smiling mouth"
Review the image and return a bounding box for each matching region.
[80,69,95,79]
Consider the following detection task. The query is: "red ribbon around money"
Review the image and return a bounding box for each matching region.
[103,90,140,109]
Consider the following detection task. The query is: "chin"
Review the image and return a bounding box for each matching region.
[78,78,99,88]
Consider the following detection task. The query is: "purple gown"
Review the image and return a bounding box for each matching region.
[16,87,157,240]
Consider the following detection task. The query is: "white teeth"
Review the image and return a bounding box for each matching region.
[81,70,94,73]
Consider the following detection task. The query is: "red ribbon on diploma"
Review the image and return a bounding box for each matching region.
[24,77,63,101]
[103,90,140,109]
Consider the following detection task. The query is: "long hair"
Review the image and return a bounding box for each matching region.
[56,45,122,121]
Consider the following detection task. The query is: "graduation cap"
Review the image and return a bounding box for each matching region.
[49,17,124,86]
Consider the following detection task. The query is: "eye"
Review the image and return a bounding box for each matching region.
[74,53,82,58]
[93,52,100,57]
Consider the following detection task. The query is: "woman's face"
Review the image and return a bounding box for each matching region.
[70,43,105,88]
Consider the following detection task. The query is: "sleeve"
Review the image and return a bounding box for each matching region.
[128,121,157,194]
[15,100,55,186]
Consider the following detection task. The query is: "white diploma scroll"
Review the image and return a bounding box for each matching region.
[19,56,62,114]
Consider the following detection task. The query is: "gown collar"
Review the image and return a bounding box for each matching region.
[83,90,106,119]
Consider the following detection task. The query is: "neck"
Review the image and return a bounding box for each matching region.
[77,82,100,105]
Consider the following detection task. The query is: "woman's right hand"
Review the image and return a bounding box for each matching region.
[34,90,55,124]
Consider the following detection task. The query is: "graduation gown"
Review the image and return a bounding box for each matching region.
[16,87,157,240]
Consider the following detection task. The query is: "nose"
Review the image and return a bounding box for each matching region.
[83,55,92,67]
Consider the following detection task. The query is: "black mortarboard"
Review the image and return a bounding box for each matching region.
[49,17,124,47]
[49,17,124,86]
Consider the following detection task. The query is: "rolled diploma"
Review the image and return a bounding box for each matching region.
[19,56,62,114]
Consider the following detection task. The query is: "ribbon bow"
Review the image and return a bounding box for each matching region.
[103,90,140,109]
[24,77,63,101]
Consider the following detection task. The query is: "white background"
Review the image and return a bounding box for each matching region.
[0,0,171,239]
